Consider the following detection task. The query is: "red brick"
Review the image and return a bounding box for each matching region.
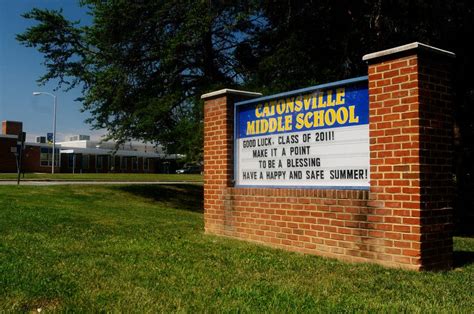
[383,69,400,78]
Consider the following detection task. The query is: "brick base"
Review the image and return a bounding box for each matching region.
[206,187,427,269]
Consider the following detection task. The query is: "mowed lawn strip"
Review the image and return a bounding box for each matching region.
[0,173,202,182]
[0,184,472,312]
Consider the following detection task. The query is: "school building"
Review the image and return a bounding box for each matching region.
[0,120,181,173]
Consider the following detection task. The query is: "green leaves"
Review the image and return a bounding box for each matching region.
[17,1,258,159]
[17,8,85,88]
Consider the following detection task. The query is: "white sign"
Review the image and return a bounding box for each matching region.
[235,79,369,189]
[237,125,369,187]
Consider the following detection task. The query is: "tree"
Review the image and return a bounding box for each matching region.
[240,0,465,92]
[17,0,259,161]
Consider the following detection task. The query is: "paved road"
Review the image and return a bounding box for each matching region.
[0,180,203,186]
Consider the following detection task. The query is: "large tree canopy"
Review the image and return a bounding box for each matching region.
[17,0,261,160]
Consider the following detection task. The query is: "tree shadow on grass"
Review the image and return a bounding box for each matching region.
[116,184,203,213]
[453,250,474,268]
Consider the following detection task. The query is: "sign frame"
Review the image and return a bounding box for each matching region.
[233,76,369,190]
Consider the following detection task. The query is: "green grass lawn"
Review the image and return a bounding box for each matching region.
[1,184,473,312]
[0,172,202,182]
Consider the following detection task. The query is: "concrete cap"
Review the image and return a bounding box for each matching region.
[201,88,262,100]
[362,42,455,62]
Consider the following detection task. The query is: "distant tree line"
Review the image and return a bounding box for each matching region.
[17,0,474,229]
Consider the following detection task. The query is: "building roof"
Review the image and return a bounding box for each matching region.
[60,146,182,159]
[0,134,18,139]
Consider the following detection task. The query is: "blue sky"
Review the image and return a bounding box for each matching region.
[0,0,105,141]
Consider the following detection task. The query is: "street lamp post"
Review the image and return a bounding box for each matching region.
[33,92,57,174]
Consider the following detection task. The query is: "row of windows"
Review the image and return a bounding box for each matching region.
[66,155,151,171]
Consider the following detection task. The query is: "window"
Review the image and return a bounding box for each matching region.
[96,156,103,169]
[115,156,120,170]
[132,157,138,171]
[40,148,48,166]
[39,147,59,167]
[67,154,74,168]
[109,156,115,171]
[121,156,127,170]
[143,158,149,171]
[82,155,90,169]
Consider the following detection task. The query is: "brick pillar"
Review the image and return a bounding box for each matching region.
[363,42,455,270]
[201,89,261,235]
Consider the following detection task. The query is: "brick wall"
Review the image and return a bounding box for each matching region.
[202,43,454,270]
[418,53,454,268]
[367,53,425,268]
[221,188,372,260]
[203,90,261,234]
[0,136,18,172]
[366,45,455,269]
